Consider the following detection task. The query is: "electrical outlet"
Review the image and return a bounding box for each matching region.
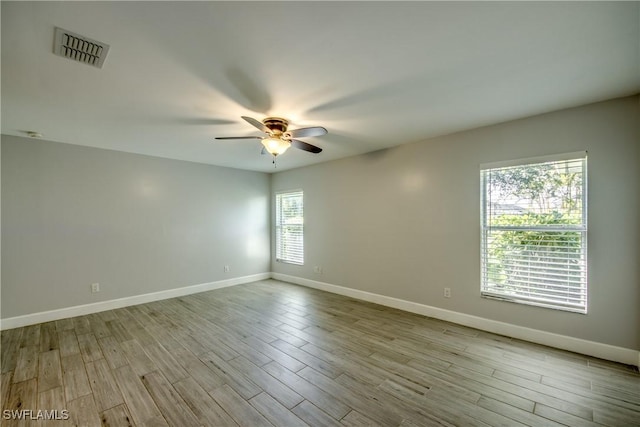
[443,287,451,298]
[224,265,230,273]
[91,283,100,293]
[313,266,323,274]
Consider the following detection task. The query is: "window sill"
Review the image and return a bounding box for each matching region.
[481,292,587,314]
[276,259,304,266]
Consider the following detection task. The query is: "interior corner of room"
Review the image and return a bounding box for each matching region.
[2,95,639,368]
[1,0,639,380]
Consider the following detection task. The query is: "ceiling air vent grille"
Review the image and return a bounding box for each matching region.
[53,27,110,68]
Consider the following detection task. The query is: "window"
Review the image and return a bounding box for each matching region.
[481,152,587,313]
[276,190,304,265]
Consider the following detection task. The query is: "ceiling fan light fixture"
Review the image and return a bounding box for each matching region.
[262,137,291,156]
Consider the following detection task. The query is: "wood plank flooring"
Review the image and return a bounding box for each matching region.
[1,279,639,426]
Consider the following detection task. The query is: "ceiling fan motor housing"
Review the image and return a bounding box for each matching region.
[263,117,288,135]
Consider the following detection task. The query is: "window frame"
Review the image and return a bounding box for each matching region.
[480,152,588,313]
[275,189,304,266]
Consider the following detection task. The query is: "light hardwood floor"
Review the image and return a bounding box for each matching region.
[1,280,639,426]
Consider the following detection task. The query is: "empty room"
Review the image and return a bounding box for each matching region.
[1,2,639,426]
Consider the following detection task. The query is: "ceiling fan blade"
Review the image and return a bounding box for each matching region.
[291,139,322,153]
[215,136,263,140]
[260,146,267,155]
[287,126,328,138]
[241,116,270,133]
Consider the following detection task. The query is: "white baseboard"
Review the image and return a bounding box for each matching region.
[272,273,640,368]
[3,271,637,368]
[0,273,270,330]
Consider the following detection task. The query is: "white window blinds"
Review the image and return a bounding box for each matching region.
[481,153,587,313]
[276,190,304,265]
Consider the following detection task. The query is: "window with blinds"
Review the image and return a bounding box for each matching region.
[480,152,587,313]
[276,190,304,265]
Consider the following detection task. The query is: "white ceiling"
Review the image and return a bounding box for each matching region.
[2,2,639,173]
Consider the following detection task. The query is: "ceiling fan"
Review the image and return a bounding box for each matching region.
[216,116,327,159]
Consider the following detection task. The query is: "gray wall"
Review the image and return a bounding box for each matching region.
[3,96,638,351]
[1,135,270,318]
[272,96,640,350]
